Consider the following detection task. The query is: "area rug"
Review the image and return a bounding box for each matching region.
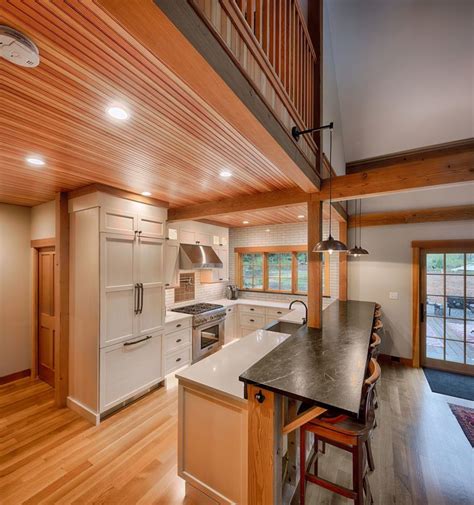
[449,404,474,447]
[423,368,474,401]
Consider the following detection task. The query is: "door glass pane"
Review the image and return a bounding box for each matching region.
[446,296,465,319]
[446,253,464,273]
[426,295,444,317]
[466,253,474,275]
[445,340,464,363]
[445,319,464,340]
[467,344,474,365]
[467,321,474,342]
[467,277,474,297]
[296,252,308,293]
[446,275,464,297]
[426,316,444,338]
[426,337,444,359]
[427,253,444,273]
[426,275,444,295]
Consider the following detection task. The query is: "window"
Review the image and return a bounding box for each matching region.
[237,247,330,296]
[241,253,264,290]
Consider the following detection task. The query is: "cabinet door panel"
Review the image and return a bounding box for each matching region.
[138,215,164,238]
[139,285,164,336]
[100,234,136,347]
[164,241,180,288]
[100,208,136,236]
[137,237,164,336]
[180,229,195,244]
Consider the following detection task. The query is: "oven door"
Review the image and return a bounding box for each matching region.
[193,319,225,362]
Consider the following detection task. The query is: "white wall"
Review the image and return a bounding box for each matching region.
[0,204,32,377]
[348,220,474,359]
[228,219,340,305]
[31,200,56,240]
[327,0,474,161]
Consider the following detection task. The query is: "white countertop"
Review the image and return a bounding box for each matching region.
[164,311,193,324]
[176,329,291,400]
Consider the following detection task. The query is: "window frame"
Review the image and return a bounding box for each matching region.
[236,245,331,297]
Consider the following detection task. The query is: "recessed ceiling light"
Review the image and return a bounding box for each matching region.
[220,170,232,178]
[106,105,129,120]
[141,191,152,197]
[242,220,249,224]
[25,156,45,167]
[265,229,270,232]
[297,215,305,219]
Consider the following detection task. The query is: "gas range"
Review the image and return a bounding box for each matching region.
[171,303,226,328]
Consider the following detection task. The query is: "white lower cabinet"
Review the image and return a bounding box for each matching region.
[164,318,192,375]
[100,333,163,413]
[224,306,237,342]
[165,346,192,375]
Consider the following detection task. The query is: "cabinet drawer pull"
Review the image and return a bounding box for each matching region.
[176,323,182,328]
[176,338,182,343]
[124,335,152,346]
[196,241,200,244]
[165,283,170,287]
[250,308,255,311]
[250,319,255,322]
[277,311,282,315]
[176,357,182,362]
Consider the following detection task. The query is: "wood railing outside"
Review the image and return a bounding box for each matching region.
[190,0,318,167]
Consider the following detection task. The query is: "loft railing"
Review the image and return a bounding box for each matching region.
[189,0,318,166]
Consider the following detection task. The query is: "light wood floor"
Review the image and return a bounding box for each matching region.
[1,365,473,505]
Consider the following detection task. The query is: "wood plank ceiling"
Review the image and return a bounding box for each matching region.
[0,0,298,207]
[201,202,339,228]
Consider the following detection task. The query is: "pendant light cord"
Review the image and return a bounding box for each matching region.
[328,128,333,237]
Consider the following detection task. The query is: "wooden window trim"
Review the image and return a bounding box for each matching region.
[237,245,330,296]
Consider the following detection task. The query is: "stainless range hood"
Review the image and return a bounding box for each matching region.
[179,244,223,269]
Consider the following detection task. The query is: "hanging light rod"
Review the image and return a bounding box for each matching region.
[291,121,333,142]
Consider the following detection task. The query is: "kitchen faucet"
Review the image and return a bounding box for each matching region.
[289,300,308,325]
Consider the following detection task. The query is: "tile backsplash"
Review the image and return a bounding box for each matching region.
[165,270,227,308]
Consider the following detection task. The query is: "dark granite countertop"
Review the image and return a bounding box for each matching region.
[239,300,376,417]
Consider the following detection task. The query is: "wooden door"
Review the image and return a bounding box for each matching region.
[136,236,165,336]
[38,248,56,387]
[421,250,474,375]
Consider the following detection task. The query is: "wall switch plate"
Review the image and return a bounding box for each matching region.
[389,292,399,300]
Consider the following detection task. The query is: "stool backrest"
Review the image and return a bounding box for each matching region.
[360,358,381,423]
[369,332,381,360]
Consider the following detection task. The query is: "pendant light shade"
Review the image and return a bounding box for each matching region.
[313,234,349,254]
[313,126,348,253]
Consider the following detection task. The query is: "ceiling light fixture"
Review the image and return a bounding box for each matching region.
[106,105,129,121]
[298,215,305,219]
[141,191,152,197]
[242,220,249,224]
[265,228,270,232]
[25,156,45,166]
[220,170,232,178]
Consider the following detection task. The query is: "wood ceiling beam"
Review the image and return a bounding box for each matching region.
[94,0,320,192]
[320,142,474,201]
[168,189,309,221]
[346,138,474,174]
[348,205,474,228]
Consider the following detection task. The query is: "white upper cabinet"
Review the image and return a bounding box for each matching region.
[100,208,137,236]
[100,208,165,239]
[164,229,180,289]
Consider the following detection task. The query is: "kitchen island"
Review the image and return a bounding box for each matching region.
[176,300,376,504]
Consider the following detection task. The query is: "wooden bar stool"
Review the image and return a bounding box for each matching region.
[374,308,382,319]
[299,359,381,505]
[375,303,381,310]
[373,318,383,333]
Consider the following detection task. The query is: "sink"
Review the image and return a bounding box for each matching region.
[264,320,303,335]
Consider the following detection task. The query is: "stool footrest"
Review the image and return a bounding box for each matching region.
[305,473,356,500]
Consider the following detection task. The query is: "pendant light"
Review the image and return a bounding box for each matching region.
[313,127,348,254]
[349,199,369,256]
[348,200,360,257]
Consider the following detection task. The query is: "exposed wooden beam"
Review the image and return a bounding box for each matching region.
[348,205,474,228]
[168,188,309,221]
[95,0,320,192]
[54,193,69,407]
[346,138,474,174]
[320,144,474,201]
[307,194,322,328]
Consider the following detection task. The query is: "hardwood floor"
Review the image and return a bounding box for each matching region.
[1,365,472,504]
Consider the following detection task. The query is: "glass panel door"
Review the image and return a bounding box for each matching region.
[421,251,474,374]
